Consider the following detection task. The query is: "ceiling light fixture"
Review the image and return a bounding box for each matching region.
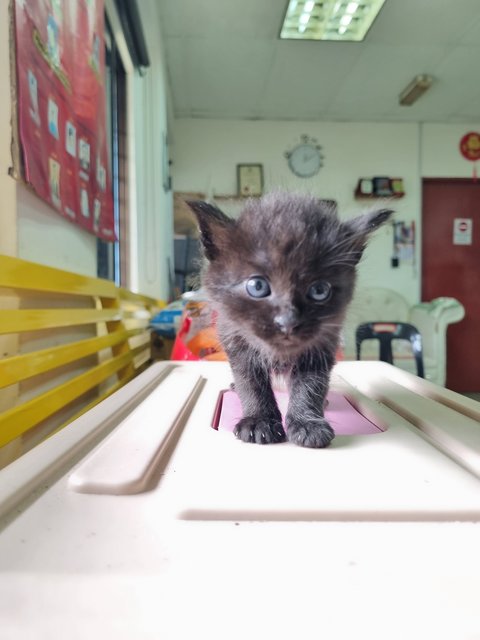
[280,0,386,41]
[399,74,434,106]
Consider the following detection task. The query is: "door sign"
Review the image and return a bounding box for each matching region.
[453,218,473,245]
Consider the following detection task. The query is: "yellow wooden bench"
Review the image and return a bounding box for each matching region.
[0,255,164,466]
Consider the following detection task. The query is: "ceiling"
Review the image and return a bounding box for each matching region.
[158,0,480,123]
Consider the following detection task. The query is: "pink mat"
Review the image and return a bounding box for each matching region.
[214,390,383,435]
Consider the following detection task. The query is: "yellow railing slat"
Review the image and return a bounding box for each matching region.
[119,287,164,308]
[0,328,146,388]
[0,344,150,447]
[0,309,121,334]
[0,254,166,458]
[49,361,151,438]
[0,255,117,298]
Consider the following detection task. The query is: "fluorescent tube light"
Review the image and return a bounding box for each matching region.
[280,0,386,41]
[399,75,434,106]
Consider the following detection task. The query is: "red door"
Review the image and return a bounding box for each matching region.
[422,178,480,392]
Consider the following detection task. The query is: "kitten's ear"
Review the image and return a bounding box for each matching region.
[186,201,234,261]
[342,208,394,264]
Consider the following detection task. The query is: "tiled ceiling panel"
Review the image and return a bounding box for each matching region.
[259,42,365,119]
[157,0,480,123]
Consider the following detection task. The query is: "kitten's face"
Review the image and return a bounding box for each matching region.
[203,224,356,355]
[221,270,353,357]
[189,193,392,358]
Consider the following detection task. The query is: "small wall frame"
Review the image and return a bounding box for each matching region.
[237,164,263,197]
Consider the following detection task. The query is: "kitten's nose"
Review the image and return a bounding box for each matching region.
[274,309,300,335]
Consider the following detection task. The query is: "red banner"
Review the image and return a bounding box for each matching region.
[15,0,115,240]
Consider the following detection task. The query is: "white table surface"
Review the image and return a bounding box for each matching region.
[1,361,480,640]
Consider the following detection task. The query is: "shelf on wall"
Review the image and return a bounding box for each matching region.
[354,177,405,200]
[212,194,260,200]
[354,190,405,200]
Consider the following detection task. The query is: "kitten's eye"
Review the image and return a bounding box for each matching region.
[307,281,332,302]
[246,276,271,298]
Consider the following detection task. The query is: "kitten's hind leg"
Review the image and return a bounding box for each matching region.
[285,353,335,449]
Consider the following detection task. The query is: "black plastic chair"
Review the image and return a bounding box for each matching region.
[355,321,424,378]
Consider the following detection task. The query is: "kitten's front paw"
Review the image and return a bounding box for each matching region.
[234,417,286,445]
[286,417,334,448]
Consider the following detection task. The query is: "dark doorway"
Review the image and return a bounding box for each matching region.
[422,178,480,391]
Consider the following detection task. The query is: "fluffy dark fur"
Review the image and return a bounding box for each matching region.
[188,192,392,448]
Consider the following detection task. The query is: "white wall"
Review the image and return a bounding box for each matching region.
[171,118,421,304]
[0,0,16,258]
[171,118,480,305]
[17,184,98,276]
[132,0,174,300]
[421,123,480,177]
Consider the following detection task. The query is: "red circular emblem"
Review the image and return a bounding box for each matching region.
[459,132,480,161]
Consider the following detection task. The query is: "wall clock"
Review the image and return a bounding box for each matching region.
[285,135,324,178]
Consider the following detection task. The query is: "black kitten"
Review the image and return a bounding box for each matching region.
[188,192,392,448]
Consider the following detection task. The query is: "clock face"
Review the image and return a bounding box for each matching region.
[287,143,323,178]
